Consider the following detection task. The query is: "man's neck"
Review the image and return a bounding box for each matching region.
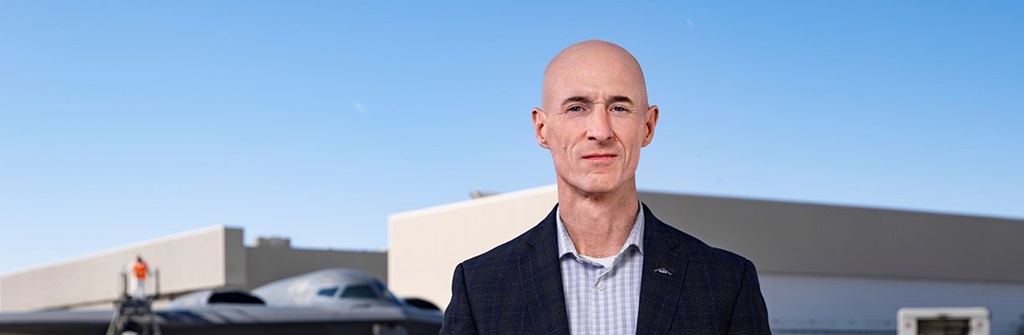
[557,181,640,258]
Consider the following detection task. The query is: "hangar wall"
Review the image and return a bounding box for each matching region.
[759,274,1024,334]
[0,226,388,312]
[245,240,388,289]
[0,225,242,312]
[388,185,557,305]
[638,191,1024,282]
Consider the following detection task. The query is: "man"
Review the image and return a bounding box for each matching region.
[125,255,153,300]
[440,40,770,334]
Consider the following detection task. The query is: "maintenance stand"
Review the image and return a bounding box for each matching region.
[107,269,162,335]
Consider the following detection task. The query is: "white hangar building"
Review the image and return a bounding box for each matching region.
[0,225,386,312]
[388,185,1024,335]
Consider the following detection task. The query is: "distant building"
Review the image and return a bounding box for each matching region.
[388,185,1024,335]
[0,225,386,312]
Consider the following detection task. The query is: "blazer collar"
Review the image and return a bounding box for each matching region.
[519,205,571,335]
[637,203,690,334]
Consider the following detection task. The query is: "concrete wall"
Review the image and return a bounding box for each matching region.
[0,226,242,312]
[387,185,1024,315]
[0,224,391,312]
[388,185,558,306]
[759,274,1024,334]
[639,191,1024,282]
[245,245,387,290]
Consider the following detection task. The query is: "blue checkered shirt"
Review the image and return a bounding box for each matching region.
[556,204,645,335]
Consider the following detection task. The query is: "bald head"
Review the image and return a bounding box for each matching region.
[541,40,649,112]
[530,40,659,199]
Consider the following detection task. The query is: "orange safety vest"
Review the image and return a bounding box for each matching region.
[133,262,148,280]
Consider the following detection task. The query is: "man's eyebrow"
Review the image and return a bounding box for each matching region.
[608,95,634,104]
[559,95,635,106]
[561,96,592,105]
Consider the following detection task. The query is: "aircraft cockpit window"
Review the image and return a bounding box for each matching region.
[340,284,379,299]
[374,281,403,305]
[316,287,339,297]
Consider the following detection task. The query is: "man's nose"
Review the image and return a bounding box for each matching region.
[586,108,614,142]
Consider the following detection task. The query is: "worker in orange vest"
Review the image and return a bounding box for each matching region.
[125,256,153,300]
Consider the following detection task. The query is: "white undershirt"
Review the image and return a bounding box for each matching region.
[579,254,616,268]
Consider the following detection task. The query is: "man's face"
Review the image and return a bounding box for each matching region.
[533,43,658,197]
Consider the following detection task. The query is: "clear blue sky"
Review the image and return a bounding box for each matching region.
[1,1,1021,274]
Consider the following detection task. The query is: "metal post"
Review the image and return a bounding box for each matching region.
[154,268,160,300]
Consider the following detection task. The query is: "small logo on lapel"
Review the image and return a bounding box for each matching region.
[654,267,672,276]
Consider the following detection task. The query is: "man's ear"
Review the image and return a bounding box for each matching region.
[532,108,549,149]
[641,105,659,147]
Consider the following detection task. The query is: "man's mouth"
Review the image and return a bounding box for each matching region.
[582,153,617,161]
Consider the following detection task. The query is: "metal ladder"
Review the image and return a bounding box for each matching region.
[106,269,162,335]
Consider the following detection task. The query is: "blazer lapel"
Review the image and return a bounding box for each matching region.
[637,204,689,334]
[519,206,571,335]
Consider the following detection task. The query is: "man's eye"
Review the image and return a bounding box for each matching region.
[567,106,585,112]
[611,106,629,112]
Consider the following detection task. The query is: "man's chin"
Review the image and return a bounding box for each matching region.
[561,180,627,198]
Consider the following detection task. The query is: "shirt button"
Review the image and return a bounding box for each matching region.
[597,281,606,291]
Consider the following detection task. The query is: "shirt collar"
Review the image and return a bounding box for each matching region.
[556,201,645,258]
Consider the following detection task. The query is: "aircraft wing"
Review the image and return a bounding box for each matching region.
[0,310,109,335]
[0,305,441,335]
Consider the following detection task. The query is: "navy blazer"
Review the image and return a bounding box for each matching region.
[440,204,771,334]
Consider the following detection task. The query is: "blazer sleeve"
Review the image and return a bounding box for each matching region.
[728,260,771,334]
[440,263,478,335]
